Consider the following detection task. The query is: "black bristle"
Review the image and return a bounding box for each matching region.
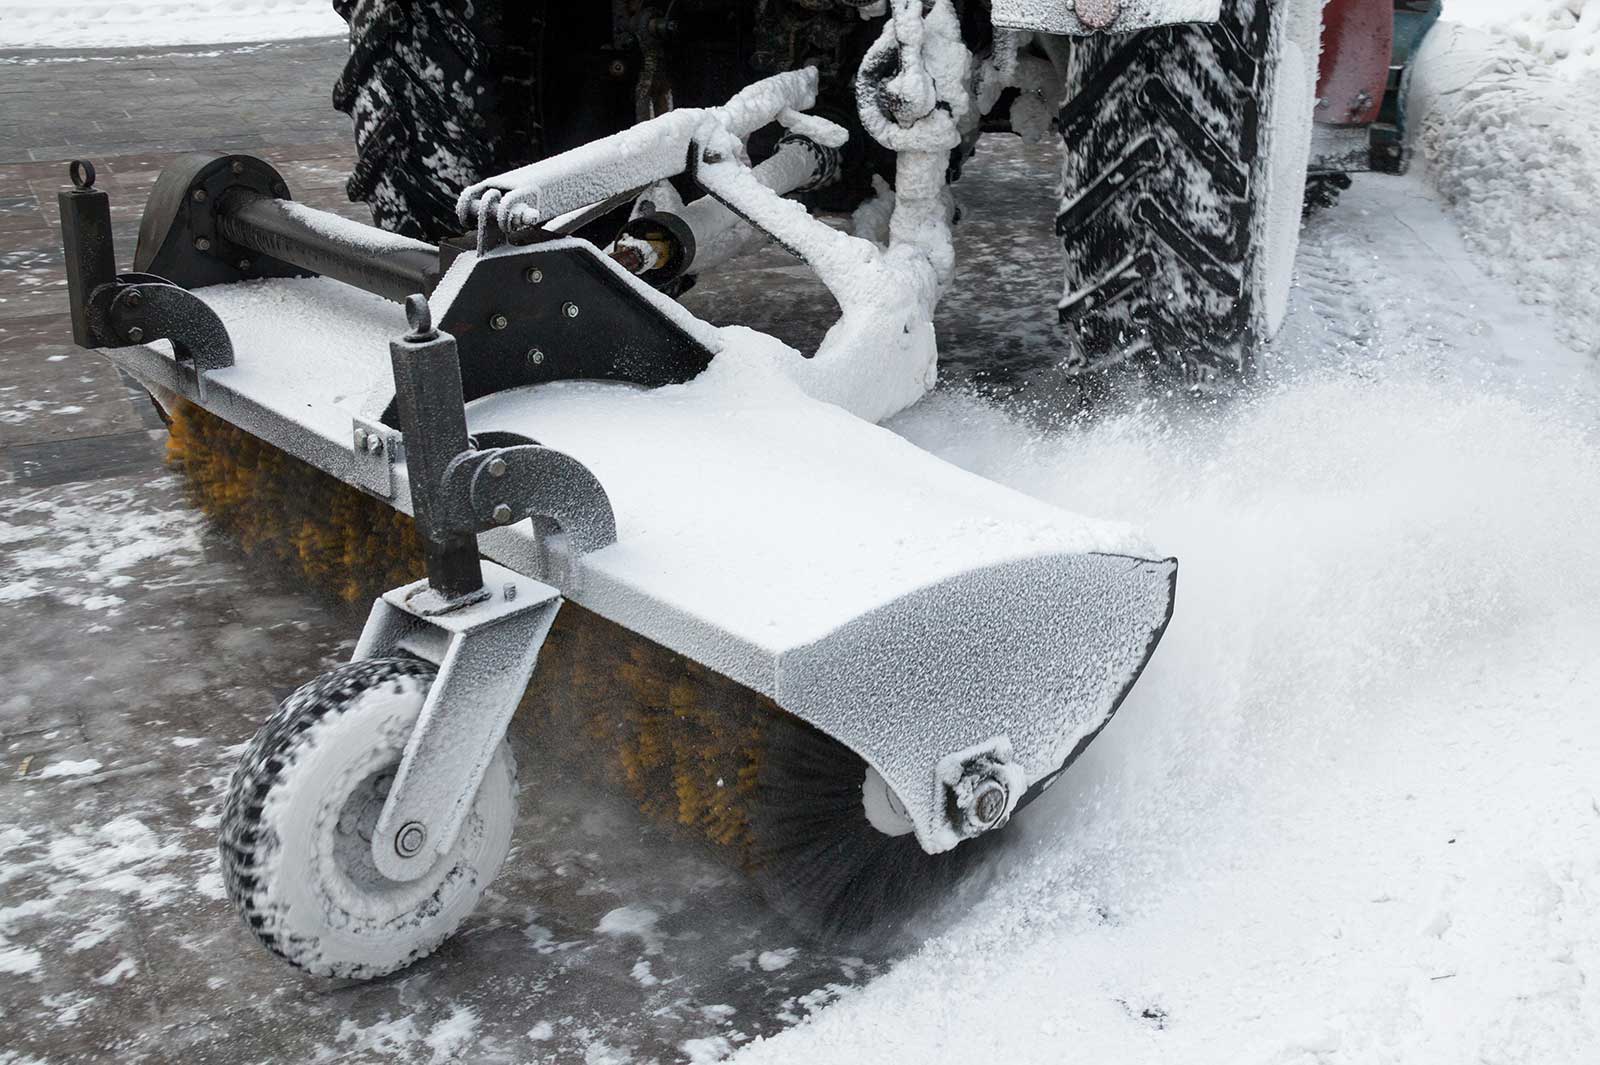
[747,712,1004,947]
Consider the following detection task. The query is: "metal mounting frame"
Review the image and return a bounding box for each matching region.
[352,562,562,882]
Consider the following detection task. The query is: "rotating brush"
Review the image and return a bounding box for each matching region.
[166,400,998,943]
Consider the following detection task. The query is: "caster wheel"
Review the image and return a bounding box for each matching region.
[219,658,517,979]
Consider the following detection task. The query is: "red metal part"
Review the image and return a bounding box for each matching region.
[1316,0,1394,127]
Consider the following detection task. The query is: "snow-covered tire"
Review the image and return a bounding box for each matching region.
[332,0,544,240]
[219,657,517,980]
[1056,0,1319,384]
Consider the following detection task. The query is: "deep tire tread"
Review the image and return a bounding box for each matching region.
[218,657,438,973]
[334,1,544,240]
[1057,0,1280,383]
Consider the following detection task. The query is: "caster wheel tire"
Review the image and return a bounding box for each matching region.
[219,657,517,979]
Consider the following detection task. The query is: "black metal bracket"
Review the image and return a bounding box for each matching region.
[440,445,616,555]
[133,152,311,290]
[87,274,235,391]
[389,297,617,608]
[382,239,714,426]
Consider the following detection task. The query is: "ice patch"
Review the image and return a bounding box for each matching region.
[93,956,136,985]
[35,759,100,779]
[756,948,797,972]
[596,905,664,955]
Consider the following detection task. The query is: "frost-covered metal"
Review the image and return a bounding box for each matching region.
[66,12,1181,857]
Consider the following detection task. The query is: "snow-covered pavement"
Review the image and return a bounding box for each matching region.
[0,1,345,50]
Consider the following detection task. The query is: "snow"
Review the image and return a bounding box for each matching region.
[1408,16,1600,357]
[0,0,346,50]
[34,759,101,779]
[728,175,1600,1060]
[1446,0,1600,77]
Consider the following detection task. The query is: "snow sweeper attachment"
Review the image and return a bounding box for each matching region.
[58,59,1175,979]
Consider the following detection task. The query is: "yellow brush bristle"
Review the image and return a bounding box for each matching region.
[167,399,769,861]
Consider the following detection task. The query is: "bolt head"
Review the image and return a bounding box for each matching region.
[125,326,145,343]
[365,435,383,455]
[503,582,518,602]
[490,313,510,331]
[492,503,515,525]
[525,267,544,284]
[353,428,369,449]
[237,259,253,272]
[124,290,143,308]
[191,188,208,203]
[701,149,725,165]
[194,237,212,253]
[487,456,507,478]
[231,160,245,176]
[562,302,579,319]
[527,348,546,367]
[972,778,1008,828]
[394,821,427,858]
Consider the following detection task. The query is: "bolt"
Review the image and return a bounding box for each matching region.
[972,778,1008,828]
[231,160,245,176]
[527,348,545,367]
[562,302,579,319]
[124,290,143,309]
[191,188,208,203]
[273,181,289,197]
[490,313,510,331]
[492,503,514,525]
[354,428,369,450]
[194,236,212,253]
[237,259,252,272]
[608,58,627,78]
[525,267,544,284]
[394,821,427,858]
[503,582,518,602]
[365,434,383,455]
[487,456,507,478]
[125,326,145,343]
[701,149,725,165]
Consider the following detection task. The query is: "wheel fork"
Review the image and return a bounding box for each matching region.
[353,561,560,882]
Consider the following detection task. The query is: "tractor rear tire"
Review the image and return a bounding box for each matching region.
[332,0,545,241]
[1056,0,1320,386]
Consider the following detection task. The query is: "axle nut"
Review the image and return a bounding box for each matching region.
[972,778,1009,828]
[394,821,427,858]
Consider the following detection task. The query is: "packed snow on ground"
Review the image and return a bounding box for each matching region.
[0,0,345,50]
[1447,0,1600,76]
[731,193,1600,1065]
[728,21,1600,1065]
[1410,9,1600,357]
